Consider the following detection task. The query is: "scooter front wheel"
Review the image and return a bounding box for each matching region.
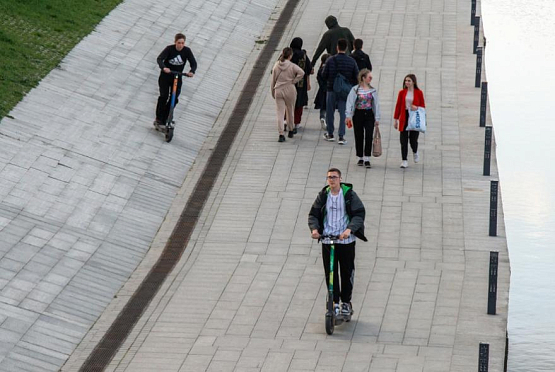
[325,312,334,335]
[165,127,174,142]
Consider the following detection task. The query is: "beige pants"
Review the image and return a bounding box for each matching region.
[274,85,297,135]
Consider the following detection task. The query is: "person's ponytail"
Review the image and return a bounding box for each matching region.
[279,47,293,62]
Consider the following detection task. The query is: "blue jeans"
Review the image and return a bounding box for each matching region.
[326,91,346,137]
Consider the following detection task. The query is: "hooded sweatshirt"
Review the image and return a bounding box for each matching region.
[271,60,305,99]
[311,16,356,65]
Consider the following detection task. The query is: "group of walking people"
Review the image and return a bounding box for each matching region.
[270,15,426,169]
[152,18,427,330]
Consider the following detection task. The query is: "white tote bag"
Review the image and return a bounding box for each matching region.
[407,107,426,133]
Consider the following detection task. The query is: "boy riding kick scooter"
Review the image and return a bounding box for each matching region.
[154,33,197,143]
[308,168,367,335]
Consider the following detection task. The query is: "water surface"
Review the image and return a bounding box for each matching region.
[481,0,555,370]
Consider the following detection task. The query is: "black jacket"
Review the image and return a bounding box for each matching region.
[350,49,372,72]
[322,53,359,91]
[157,45,197,74]
[311,16,356,65]
[308,183,367,242]
[291,48,312,107]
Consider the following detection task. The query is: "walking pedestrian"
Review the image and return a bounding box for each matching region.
[350,39,372,72]
[322,39,359,144]
[271,47,305,142]
[314,54,330,130]
[312,15,356,64]
[308,168,367,317]
[345,69,380,168]
[393,74,426,168]
[154,33,197,127]
[290,37,312,132]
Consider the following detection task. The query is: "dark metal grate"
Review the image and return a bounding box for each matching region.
[78,1,301,371]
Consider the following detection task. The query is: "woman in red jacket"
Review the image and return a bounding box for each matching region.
[393,74,426,168]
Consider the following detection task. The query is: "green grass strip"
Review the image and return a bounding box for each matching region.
[0,0,123,119]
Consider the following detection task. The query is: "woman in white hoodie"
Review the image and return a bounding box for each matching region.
[271,47,305,142]
[345,69,380,168]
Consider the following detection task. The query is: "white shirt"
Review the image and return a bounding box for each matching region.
[323,191,356,244]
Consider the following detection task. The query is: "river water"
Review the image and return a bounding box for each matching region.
[481,0,555,370]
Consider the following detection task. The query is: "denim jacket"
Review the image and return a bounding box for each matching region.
[345,84,381,121]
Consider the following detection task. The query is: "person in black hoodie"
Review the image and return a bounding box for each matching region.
[350,39,372,72]
[154,33,197,127]
[312,15,356,65]
[290,37,312,131]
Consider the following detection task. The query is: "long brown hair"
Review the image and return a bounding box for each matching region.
[403,74,419,90]
[279,47,293,62]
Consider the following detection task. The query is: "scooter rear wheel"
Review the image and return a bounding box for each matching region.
[165,127,174,142]
[325,313,334,335]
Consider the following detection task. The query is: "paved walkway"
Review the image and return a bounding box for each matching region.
[0,0,509,370]
[63,0,509,372]
[0,0,281,370]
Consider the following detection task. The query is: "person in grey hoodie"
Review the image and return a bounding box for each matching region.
[312,15,356,65]
[271,47,305,142]
[345,69,381,168]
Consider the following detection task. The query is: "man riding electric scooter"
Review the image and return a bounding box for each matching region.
[308,168,367,334]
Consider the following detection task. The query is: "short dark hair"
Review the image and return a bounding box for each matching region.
[327,168,341,177]
[354,38,363,50]
[337,39,347,52]
[175,33,186,42]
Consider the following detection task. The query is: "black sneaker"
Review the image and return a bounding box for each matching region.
[288,131,294,138]
[338,136,346,145]
[278,135,285,142]
[357,160,364,166]
[323,133,334,142]
[365,161,371,168]
[292,127,297,134]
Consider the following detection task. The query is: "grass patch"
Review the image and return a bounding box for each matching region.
[0,0,123,119]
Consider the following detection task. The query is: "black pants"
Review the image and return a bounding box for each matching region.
[156,73,182,123]
[400,109,419,160]
[353,109,375,158]
[322,242,355,303]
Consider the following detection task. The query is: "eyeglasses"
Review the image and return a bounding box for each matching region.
[327,176,339,180]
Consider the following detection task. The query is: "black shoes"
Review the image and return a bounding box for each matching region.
[278,135,285,142]
[357,160,364,166]
[288,131,294,138]
[365,161,371,168]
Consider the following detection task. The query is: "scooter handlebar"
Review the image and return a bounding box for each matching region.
[168,70,193,76]
[319,234,340,243]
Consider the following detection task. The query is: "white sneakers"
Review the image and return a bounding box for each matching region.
[320,118,327,130]
[401,153,419,168]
